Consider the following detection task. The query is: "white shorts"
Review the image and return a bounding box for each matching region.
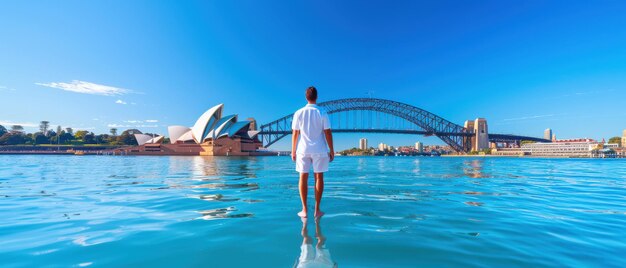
[296,153,329,173]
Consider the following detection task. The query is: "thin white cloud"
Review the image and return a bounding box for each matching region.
[0,85,16,91]
[502,114,555,121]
[122,119,158,123]
[0,120,39,127]
[561,89,616,98]
[115,99,127,105]
[72,126,96,130]
[35,80,130,96]
[107,123,158,128]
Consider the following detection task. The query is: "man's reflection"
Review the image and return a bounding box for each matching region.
[294,217,337,268]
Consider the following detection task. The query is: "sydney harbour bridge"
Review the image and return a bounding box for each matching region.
[257,98,549,153]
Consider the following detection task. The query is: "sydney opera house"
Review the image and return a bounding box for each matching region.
[126,104,263,156]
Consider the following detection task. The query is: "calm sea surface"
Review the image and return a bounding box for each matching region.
[0,155,625,267]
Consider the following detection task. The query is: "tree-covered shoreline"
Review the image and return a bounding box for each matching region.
[0,122,165,146]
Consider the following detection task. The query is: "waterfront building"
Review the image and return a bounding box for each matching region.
[604,143,619,149]
[622,130,626,148]
[415,142,423,153]
[544,128,552,141]
[521,138,599,157]
[359,138,368,150]
[491,147,525,156]
[129,104,262,156]
[378,143,391,151]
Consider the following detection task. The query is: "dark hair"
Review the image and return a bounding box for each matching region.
[305,86,317,101]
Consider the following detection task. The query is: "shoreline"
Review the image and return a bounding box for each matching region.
[0,151,622,159]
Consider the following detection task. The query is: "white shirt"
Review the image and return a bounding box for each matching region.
[292,104,331,154]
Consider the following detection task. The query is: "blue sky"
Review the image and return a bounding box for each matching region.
[1,1,626,150]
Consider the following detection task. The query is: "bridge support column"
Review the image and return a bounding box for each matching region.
[474,118,489,151]
[464,120,476,152]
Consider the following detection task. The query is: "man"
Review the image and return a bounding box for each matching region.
[291,86,334,218]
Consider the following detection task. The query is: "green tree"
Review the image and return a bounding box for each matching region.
[0,133,26,145]
[608,136,621,146]
[65,127,73,135]
[34,133,50,144]
[74,130,89,140]
[117,129,141,145]
[60,132,74,144]
[95,134,110,144]
[83,132,96,144]
[39,121,50,135]
[0,125,7,136]
[11,125,24,133]
[110,128,118,137]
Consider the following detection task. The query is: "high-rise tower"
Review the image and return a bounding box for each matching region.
[544,128,552,141]
[359,138,368,150]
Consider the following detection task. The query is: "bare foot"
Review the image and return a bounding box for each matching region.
[314,210,325,218]
[298,210,307,218]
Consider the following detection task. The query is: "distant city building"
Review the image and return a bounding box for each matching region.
[246,117,257,131]
[377,143,391,151]
[521,138,599,157]
[359,138,368,150]
[415,142,423,153]
[622,130,626,148]
[604,143,619,149]
[544,128,552,140]
[552,134,557,142]
[474,118,489,151]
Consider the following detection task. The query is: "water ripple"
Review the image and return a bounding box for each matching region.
[0,156,625,267]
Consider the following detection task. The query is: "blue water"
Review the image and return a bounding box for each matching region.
[0,155,625,267]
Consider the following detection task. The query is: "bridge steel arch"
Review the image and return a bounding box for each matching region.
[259,98,472,152]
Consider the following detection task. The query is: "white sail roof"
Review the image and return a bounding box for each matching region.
[168,126,191,144]
[134,134,153,146]
[191,104,223,144]
[146,135,164,144]
[219,121,251,138]
[205,114,237,141]
[178,130,194,142]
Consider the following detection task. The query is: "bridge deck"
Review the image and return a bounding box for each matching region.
[258,129,550,143]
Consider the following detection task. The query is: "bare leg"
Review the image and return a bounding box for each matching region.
[314,172,324,217]
[301,217,311,244]
[298,172,309,218]
[314,217,326,248]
